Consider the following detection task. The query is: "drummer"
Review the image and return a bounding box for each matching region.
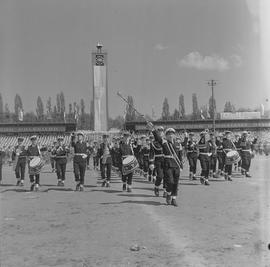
[27,135,42,191]
[222,130,235,181]
[119,131,134,192]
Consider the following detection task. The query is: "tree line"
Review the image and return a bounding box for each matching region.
[0,91,262,130]
[125,94,261,122]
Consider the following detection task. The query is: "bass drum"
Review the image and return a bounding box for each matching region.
[225,150,241,165]
[29,157,45,175]
[122,155,139,175]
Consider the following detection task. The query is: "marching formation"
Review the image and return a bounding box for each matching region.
[0,125,257,207]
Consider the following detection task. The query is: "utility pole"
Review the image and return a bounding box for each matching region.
[207,80,217,132]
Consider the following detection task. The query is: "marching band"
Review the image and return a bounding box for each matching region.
[1,126,257,205]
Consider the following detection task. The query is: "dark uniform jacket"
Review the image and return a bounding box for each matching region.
[119,141,134,158]
[111,146,121,167]
[149,140,164,164]
[208,140,217,157]
[216,139,223,154]
[12,145,28,162]
[0,150,5,164]
[186,140,198,158]
[51,145,69,163]
[152,130,182,169]
[27,145,41,158]
[139,146,150,161]
[98,143,112,164]
[222,138,234,153]
[71,136,87,163]
[237,138,252,152]
[198,138,211,154]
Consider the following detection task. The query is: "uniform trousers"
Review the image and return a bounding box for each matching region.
[29,174,40,184]
[93,156,99,168]
[224,164,232,175]
[187,154,197,174]
[241,151,251,172]
[154,160,164,187]
[50,158,55,169]
[73,160,86,184]
[122,172,133,185]
[217,152,225,171]
[163,166,180,196]
[100,162,112,181]
[199,154,210,178]
[15,160,26,180]
[210,155,217,172]
[143,157,149,173]
[56,159,67,180]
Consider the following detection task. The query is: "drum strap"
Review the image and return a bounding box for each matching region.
[199,152,211,156]
[130,143,134,156]
[164,155,174,158]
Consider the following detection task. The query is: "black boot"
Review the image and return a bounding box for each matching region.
[171,198,178,207]
[75,183,80,191]
[166,194,172,205]
[154,187,159,197]
[30,183,35,191]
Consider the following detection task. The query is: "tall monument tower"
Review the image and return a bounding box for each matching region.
[92,43,108,131]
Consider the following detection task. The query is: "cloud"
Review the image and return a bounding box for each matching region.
[154,43,168,51]
[178,51,229,71]
[230,54,243,68]
[246,0,260,34]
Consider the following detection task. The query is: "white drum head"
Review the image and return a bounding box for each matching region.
[123,155,135,165]
[226,151,237,157]
[30,157,41,167]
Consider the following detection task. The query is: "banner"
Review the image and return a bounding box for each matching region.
[220,112,261,120]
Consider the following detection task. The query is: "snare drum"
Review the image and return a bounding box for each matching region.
[225,151,241,165]
[122,155,139,175]
[29,157,45,175]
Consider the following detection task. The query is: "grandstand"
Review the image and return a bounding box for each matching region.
[0,122,76,149]
[0,134,71,148]
[125,118,270,132]
[0,122,122,149]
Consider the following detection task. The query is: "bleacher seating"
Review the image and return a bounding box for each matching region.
[0,134,71,149]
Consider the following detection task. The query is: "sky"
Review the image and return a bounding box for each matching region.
[0,0,269,118]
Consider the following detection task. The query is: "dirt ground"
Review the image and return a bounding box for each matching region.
[0,156,269,267]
